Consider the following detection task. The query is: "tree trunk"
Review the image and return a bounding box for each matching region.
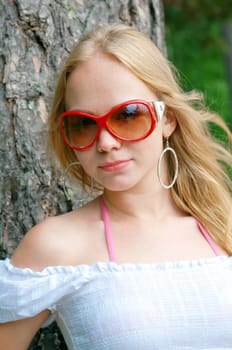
[0,0,165,348]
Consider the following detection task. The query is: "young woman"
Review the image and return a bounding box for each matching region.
[0,24,232,350]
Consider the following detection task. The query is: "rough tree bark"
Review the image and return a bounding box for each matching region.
[0,0,166,349]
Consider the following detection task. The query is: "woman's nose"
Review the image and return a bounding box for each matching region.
[97,128,122,152]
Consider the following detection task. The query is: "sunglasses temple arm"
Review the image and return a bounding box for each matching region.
[152,101,165,122]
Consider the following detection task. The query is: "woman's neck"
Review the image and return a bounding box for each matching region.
[103,188,185,221]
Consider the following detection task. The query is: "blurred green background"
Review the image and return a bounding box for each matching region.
[164,1,232,129]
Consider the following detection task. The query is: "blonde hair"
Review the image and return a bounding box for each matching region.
[48,24,232,254]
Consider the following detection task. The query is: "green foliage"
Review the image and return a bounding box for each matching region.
[164,3,232,128]
[164,0,232,23]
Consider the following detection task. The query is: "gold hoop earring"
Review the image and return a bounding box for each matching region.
[157,139,178,189]
[62,161,94,208]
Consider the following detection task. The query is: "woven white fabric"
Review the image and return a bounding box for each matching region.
[0,256,232,349]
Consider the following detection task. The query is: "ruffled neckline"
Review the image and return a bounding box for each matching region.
[2,255,231,276]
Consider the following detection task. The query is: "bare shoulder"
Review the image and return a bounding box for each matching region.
[11,197,103,270]
[176,215,228,256]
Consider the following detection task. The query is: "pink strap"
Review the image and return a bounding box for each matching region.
[100,196,220,260]
[196,220,221,256]
[100,196,117,262]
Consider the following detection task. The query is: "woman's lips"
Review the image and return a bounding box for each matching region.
[98,160,131,172]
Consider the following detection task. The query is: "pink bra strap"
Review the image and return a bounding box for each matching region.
[100,196,117,262]
[100,196,220,260]
[196,220,221,256]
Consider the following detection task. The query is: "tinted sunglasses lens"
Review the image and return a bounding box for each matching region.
[107,103,152,140]
[63,114,98,148]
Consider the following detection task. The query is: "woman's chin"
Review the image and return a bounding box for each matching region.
[103,181,138,193]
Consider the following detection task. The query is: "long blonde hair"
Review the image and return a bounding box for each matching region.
[48,24,232,254]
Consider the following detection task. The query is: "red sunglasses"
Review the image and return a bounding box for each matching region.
[60,99,165,151]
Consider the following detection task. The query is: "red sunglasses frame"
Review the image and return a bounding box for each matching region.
[60,99,165,151]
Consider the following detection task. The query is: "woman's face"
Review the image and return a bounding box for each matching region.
[64,53,176,192]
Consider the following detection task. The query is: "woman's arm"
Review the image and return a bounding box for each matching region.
[0,310,50,350]
[0,219,61,349]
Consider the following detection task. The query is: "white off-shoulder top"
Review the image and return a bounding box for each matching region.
[0,197,232,350]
